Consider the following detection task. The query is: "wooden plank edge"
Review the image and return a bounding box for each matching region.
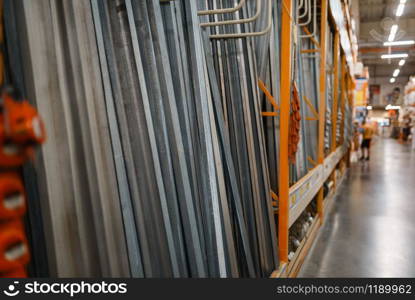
[288,182,321,228]
[270,263,288,278]
[287,216,321,278]
[271,147,351,278]
[287,168,348,277]
[289,145,348,227]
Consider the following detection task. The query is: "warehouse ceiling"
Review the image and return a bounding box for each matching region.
[356,0,415,83]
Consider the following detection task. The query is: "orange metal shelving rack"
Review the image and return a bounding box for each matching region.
[272,0,356,278]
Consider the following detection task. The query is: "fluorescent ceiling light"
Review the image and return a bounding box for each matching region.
[386,104,400,110]
[399,59,406,66]
[384,40,415,46]
[393,69,400,77]
[390,78,396,83]
[396,3,405,16]
[388,24,398,41]
[381,53,408,59]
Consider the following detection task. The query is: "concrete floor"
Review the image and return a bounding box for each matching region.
[299,138,415,277]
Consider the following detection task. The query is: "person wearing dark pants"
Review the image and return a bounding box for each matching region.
[361,120,374,161]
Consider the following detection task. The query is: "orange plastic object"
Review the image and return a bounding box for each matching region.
[0,173,26,219]
[0,220,30,272]
[0,147,32,167]
[289,83,301,163]
[0,125,31,167]
[2,92,46,145]
[0,265,27,278]
[0,91,44,167]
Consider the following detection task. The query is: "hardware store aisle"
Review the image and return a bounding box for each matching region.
[299,138,415,277]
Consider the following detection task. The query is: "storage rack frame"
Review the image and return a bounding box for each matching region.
[271,0,355,278]
[1,0,357,278]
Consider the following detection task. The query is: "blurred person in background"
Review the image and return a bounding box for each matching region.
[350,121,361,162]
[360,119,374,161]
[402,114,412,142]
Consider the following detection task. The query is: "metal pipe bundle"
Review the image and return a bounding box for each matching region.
[5,0,281,277]
[288,0,320,184]
[324,28,334,155]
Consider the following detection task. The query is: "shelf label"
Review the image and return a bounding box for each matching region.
[289,166,323,209]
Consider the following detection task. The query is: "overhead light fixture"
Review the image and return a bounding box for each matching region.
[367,106,373,110]
[396,3,405,16]
[384,40,415,46]
[381,53,408,59]
[400,0,407,3]
[385,104,401,110]
[388,24,398,41]
[393,69,400,77]
[390,78,396,83]
[399,59,406,66]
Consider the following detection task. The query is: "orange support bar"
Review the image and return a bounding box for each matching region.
[303,95,319,120]
[348,74,355,106]
[307,156,318,167]
[278,0,293,263]
[262,112,279,117]
[258,79,279,118]
[258,79,279,110]
[270,190,279,201]
[301,49,319,54]
[301,26,320,48]
[316,0,328,223]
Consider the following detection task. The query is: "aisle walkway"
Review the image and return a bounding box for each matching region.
[299,138,415,277]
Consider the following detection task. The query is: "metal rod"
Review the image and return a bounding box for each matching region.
[300,0,317,38]
[200,0,260,27]
[200,27,257,278]
[298,0,309,21]
[198,0,247,16]
[331,30,340,152]
[209,0,272,39]
[90,0,144,277]
[126,0,207,277]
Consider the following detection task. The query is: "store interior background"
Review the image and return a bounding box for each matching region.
[354,0,415,142]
